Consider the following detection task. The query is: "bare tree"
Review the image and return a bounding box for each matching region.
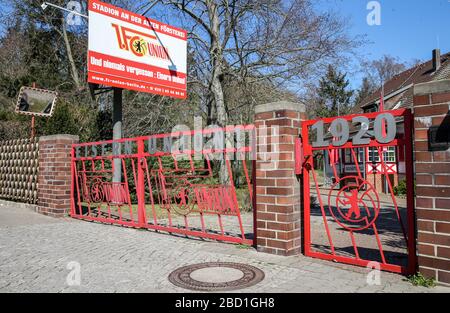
[149,0,359,125]
[147,0,360,183]
[123,92,198,137]
[363,54,407,87]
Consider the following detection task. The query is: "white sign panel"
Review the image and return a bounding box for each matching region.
[88,0,187,99]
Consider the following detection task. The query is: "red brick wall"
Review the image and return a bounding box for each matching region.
[366,173,399,194]
[413,80,450,285]
[254,101,305,256]
[38,135,79,217]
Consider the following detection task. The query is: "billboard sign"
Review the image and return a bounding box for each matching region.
[87,0,187,99]
[15,86,58,117]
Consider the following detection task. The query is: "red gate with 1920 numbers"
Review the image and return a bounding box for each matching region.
[298,109,416,274]
[71,125,255,245]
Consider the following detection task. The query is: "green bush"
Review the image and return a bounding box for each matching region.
[393,179,407,196]
[406,273,436,288]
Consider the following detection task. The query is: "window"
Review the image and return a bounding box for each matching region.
[358,148,365,163]
[344,149,352,163]
[384,147,396,162]
[368,147,379,162]
[364,105,378,113]
[344,148,365,163]
[368,147,396,163]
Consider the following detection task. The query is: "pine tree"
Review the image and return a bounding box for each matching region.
[315,65,353,118]
[354,77,375,107]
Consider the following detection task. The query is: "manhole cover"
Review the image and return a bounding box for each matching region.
[168,262,265,291]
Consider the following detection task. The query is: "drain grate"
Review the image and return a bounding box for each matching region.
[168,262,265,291]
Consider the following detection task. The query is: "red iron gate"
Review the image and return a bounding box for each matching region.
[71,125,255,245]
[299,109,416,274]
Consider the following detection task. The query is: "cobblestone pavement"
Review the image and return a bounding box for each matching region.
[0,203,448,293]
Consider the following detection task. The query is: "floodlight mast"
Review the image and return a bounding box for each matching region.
[40,2,89,19]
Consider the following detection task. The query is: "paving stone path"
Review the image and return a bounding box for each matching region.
[0,202,448,293]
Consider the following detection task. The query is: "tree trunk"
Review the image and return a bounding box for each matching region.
[211,67,231,185]
[207,1,229,185]
[211,67,226,127]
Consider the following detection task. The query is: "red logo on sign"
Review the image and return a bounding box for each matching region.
[112,24,170,61]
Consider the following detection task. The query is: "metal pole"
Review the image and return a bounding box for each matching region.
[31,116,35,139]
[31,82,36,139]
[113,88,123,183]
[41,2,89,19]
[137,139,146,226]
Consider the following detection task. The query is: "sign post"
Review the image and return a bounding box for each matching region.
[112,88,122,183]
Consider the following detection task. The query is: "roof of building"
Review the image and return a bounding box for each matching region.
[353,51,450,113]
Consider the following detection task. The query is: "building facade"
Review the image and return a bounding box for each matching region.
[325,49,450,194]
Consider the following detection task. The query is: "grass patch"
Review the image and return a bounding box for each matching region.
[235,244,252,249]
[406,273,436,288]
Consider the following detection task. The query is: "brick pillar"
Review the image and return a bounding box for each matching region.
[413,79,450,286]
[38,135,79,217]
[254,101,306,256]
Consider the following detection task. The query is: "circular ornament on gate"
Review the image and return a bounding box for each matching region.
[169,179,195,216]
[328,176,380,231]
[168,262,265,291]
[89,177,105,203]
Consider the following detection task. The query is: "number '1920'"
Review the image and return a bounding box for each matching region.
[311,113,397,148]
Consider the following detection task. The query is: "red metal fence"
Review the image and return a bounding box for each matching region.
[71,125,255,245]
[299,109,416,274]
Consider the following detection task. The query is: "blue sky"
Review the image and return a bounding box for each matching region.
[318,0,450,87]
[1,0,448,90]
